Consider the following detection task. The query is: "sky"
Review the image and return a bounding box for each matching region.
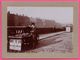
[7,7,73,24]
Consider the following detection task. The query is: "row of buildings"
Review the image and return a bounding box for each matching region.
[7,12,64,29]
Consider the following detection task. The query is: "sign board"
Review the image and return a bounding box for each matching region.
[9,39,22,51]
[66,26,71,32]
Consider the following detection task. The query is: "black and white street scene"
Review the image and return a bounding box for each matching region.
[7,7,73,53]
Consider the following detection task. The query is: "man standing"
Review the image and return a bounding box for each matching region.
[29,23,39,48]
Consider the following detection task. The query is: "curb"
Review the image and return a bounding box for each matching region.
[39,31,65,40]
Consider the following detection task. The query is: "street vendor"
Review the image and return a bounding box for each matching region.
[29,22,39,48]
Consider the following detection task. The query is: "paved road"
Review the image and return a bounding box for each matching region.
[26,32,73,53]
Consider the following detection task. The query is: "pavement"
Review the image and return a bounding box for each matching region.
[27,32,72,53]
[39,31,65,40]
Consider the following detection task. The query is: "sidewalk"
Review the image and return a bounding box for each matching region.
[39,31,65,40]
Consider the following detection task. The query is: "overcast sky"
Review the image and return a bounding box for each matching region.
[7,7,73,24]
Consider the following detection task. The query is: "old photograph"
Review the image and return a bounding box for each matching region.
[2,2,78,58]
[7,7,73,53]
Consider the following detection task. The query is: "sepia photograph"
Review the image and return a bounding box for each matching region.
[7,7,73,53]
[2,2,78,58]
